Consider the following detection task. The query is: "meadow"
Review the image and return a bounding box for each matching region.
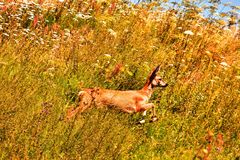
[0,0,239,159]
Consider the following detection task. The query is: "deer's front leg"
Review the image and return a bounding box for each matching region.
[140,103,158,122]
[140,103,155,115]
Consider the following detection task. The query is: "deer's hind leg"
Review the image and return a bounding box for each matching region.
[78,90,94,112]
[66,91,93,119]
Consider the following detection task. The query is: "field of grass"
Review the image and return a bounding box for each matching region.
[0,0,239,159]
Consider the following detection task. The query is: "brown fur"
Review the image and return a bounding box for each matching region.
[66,65,168,121]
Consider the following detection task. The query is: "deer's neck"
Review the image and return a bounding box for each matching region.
[141,84,154,98]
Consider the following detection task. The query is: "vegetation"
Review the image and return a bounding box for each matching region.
[0,0,239,159]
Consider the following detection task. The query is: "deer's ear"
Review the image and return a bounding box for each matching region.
[149,65,160,83]
[153,65,160,73]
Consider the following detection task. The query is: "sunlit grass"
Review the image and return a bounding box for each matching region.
[0,0,239,159]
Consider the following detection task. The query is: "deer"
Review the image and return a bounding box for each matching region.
[67,65,168,123]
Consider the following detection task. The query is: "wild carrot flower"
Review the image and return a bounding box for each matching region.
[104,54,112,58]
[76,13,92,19]
[108,29,117,38]
[184,30,194,35]
[220,62,229,67]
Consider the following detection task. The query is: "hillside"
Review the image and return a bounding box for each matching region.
[0,0,239,159]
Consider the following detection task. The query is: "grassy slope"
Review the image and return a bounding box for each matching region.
[0,0,240,159]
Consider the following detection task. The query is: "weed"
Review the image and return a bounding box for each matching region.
[0,0,239,159]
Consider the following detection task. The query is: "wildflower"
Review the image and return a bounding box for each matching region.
[202,149,208,154]
[123,29,129,33]
[64,29,70,32]
[235,76,240,80]
[14,39,19,44]
[23,28,30,33]
[216,133,224,152]
[220,62,229,67]
[64,29,71,37]
[47,67,55,72]
[184,30,194,35]
[30,32,36,36]
[100,20,107,26]
[76,13,92,19]
[52,33,59,39]
[108,29,117,38]
[27,11,34,20]
[205,50,212,57]
[39,38,44,45]
[3,33,9,37]
[210,79,215,83]
[151,45,158,50]
[52,44,59,50]
[104,54,112,58]
[46,67,55,77]
[33,15,38,27]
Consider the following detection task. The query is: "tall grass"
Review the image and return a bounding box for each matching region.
[0,0,239,159]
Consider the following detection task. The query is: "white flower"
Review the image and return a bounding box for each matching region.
[104,54,112,58]
[100,20,106,26]
[3,33,9,37]
[220,62,230,67]
[59,0,64,2]
[184,30,194,35]
[47,67,55,72]
[235,76,240,80]
[64,29,71,37]
[108,29,117,38]
[210,79,216,83]
[64,32,71,37]
[76,13,92,19]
